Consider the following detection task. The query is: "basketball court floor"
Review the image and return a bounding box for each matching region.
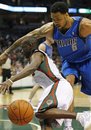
[0,84,91,130]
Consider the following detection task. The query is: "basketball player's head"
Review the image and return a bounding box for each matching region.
[21,39,38,58]
[50,2,69,30]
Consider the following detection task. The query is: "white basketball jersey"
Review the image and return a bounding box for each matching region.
[33,50,63,88]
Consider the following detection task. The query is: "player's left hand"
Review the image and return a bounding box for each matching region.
[0,80,12,94]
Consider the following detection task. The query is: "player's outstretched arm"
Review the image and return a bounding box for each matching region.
[0,22,53,65]
[2,22,53,54]
[0,52,44,94]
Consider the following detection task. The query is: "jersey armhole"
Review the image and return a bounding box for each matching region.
[77,17,86,42]
[77,17,83,37]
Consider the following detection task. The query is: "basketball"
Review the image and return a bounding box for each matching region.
[7,99,34,126]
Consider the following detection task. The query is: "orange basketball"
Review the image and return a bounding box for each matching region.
[7,99,34,126]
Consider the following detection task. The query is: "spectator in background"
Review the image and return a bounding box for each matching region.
[11,61,23,75]
[2,56,13,94]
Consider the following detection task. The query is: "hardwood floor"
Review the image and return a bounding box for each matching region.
[0,84,91,108]
[0,85,91,130]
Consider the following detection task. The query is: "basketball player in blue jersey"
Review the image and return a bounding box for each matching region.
[38,39,53,58]
[0,39,91,130]
[0,1,91,130]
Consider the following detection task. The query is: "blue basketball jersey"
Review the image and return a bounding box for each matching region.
[42,42,53,58]
[53,16,91,63]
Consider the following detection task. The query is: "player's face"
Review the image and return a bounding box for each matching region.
[51,12,68,30]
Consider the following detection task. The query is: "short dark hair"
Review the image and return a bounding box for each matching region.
[50,2,68,14]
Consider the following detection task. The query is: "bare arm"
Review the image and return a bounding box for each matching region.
[4,22,53,54]
[10,52,44,82]
[38,43,46,52]
[79,18,91,37]
[0,52,44,93]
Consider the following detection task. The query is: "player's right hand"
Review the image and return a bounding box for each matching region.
[0,80,13,94]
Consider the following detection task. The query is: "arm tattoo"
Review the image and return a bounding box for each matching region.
[29,36,37,44]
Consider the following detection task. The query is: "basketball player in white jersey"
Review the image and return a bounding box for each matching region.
[0,39,91,130]
[29,38,53,100]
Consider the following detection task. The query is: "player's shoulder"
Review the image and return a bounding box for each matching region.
[44,22,53,26]
[80,18,91,27]
[38,43,46,51]
[39,22,54,36]
[79,18,91,37]
[32,50,45,57]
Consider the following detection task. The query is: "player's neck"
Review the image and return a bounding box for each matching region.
[60,17,74,34]
[66,17,74,29]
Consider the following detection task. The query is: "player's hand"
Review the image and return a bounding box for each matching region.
[0,52,8,65]
[0,80,12,94]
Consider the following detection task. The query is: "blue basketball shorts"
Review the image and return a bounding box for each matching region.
[62,59,91,95]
